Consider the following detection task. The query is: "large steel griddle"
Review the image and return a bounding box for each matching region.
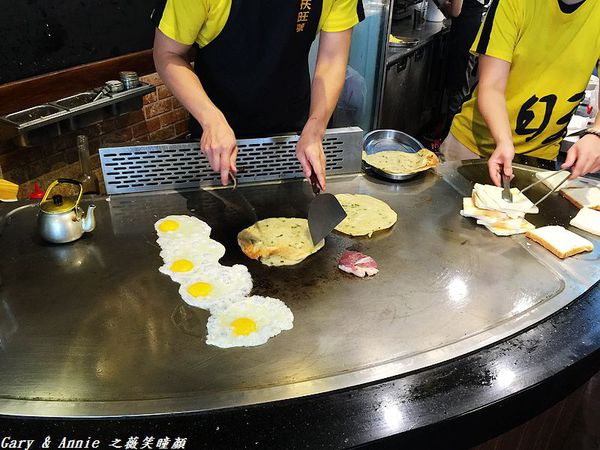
[0,160,598,418]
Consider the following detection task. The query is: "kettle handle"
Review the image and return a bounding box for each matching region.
[40,179,83,207]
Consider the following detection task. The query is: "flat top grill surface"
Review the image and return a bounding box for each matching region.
[0,161,598,417]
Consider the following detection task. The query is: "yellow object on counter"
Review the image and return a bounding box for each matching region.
[0,179,18,202]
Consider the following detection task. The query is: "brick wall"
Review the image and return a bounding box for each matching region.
[0,73,189,199]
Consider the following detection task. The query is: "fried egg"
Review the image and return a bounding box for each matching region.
[155,215,212,246]
[206,295,294,348]
[178,264,253,311]
[159,238,226,263]
[159,244,225,282]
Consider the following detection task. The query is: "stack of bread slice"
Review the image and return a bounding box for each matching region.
[459,178,598,258]
[460,183,536,236]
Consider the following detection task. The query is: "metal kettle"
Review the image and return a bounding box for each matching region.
[37,179,96,244]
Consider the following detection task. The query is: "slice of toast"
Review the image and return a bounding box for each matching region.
[560,187,600,210]
[570,208,600,236]
[479,218,535,236]
[534,170,591,190]
[461,197,510,223]
[473,183,538,215]
[471,192,527,219]
[525,225,594,259]
[461,198,534,236]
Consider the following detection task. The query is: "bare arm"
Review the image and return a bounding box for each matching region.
[596,87,600,129]
[477,55,514,186]
[296,29,352,190]
[153,29,237,185]
[590,88,600,132]
[441,0,464,18]
[561,87,600,178]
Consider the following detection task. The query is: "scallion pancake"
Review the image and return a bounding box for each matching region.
[238,218,324,266]
[334,194,397,237]
[363,149,438,175]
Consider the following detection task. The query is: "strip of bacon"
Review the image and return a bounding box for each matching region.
[338,250,379,278]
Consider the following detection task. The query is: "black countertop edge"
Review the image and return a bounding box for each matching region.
[0,282,598,449]
[386,17,450,68]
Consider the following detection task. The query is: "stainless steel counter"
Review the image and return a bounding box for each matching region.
[386,18,449,67]
[0,162,598,417]
[381,17,449,132]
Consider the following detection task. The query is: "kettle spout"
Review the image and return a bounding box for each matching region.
[82,204,96,233]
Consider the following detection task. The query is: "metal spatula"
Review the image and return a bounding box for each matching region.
[307,173,347,245]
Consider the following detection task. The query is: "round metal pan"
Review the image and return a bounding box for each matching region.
[362,129,427,181]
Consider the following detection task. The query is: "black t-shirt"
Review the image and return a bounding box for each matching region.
[458,0,486,18]
[462,0,486,11]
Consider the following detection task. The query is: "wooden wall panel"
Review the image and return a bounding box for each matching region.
[0,50,155,116]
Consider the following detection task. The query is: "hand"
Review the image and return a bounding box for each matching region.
[487,142,516,187]
[561,134,600,179]
[296,123,326,191]
[200,112,238,185]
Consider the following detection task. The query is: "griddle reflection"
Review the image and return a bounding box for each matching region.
[171,303,207,338]
[0,299,17,351]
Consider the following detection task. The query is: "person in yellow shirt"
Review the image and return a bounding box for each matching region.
[152,0,364,188]
[442,0,600,186]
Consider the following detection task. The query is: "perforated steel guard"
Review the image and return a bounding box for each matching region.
[100,127,363,194]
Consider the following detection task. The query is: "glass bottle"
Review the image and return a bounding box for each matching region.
[77,135,100,195]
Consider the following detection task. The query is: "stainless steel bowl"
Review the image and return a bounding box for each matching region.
[362,129,426,181]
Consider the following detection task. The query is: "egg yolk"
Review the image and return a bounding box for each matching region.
[187,282,213,297]
[230,318,257,336]
[159,220,180,232]
[170,259,194,272]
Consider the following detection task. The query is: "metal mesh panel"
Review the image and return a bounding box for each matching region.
[100,127,363,194]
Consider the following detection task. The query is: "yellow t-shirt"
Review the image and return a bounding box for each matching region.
[451,0,600,160]
[154,0,363,48]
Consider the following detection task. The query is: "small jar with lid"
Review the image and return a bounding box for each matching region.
[119,71,139,89]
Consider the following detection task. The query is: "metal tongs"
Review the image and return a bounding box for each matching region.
[501,172,513,203]
[92,86,110,102]
[520,170,571,207]
[228,171,259,225]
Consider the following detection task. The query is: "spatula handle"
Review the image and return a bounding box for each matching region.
[309,172,321,195]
